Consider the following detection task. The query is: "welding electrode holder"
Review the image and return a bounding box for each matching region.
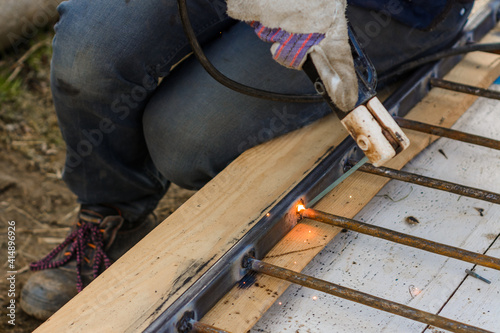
[302,26,410,167]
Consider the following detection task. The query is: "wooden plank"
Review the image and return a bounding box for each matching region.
[200,28,500,331]
[252,75,500,332]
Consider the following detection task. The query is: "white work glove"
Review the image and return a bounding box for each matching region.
[226,0,358,112]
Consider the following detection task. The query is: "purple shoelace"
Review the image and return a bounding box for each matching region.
[30,216,111,292]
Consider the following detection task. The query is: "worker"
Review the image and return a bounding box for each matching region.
[21,0,474,320]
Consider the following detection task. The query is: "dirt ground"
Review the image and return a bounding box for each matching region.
[0,31,195,332]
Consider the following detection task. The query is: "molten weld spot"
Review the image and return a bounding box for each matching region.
[409,285,422,298]
[238,272,257,289]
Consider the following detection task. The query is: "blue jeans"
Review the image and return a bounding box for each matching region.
[52,0,472,222]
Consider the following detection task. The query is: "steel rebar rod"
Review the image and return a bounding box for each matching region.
[191,321,230,333]
[356,162,500,205]
[300,208,500,270]
[394,117,500,151]
[430,78,500,100]
[247,258,491,333]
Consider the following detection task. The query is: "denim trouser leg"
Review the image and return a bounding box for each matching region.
[52,0,235,221]
[54,0,473,222]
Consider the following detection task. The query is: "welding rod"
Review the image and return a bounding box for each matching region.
[300,208,500,271]
[190,321,230,333]
[247,258,491,333]
[394,117,500,151]
[356,163,500,205]
[430,78,500,101]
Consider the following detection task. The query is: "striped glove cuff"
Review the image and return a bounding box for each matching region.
[249,21,325,69]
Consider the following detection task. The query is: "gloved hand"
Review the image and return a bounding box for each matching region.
[226,0,358,112]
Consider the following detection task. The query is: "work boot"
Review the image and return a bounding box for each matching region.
[20,205,158,320]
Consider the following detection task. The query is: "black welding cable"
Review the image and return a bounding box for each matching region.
[176,0,323,103]
[380,43,500,81]
[178,0,500,102]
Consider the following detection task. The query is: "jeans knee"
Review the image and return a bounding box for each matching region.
[143,105,233,190]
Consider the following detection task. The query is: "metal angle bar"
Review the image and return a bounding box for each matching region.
[355,162,500,204]
[247,258,492,333]
[146,3,500,331]
[300,208,500,270]
[430,77,500,100]
[395,117,500,150]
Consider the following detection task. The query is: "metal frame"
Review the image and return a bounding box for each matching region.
[145,3,500,332]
